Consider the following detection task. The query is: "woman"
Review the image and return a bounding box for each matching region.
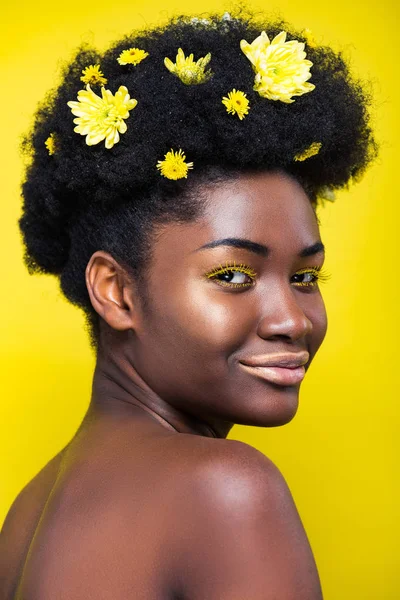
[1,8,376,599]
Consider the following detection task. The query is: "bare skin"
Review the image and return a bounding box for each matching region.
[1,170,327,599]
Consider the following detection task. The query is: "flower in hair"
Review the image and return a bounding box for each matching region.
[117,48,149,66]
[80,64,108,86]
[294,141,322,161]
[240,31,315,103]
[303,28,317,48]
[157,149,194,180]
[45,133,57,155]
[320,186,336,202]
[67,84,138,149]
[164,48,212,85]
[221,89,250,120]
[190,17,211,26]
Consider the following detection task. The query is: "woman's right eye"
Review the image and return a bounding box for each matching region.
[205,261,257,289]
[214,269,255,287]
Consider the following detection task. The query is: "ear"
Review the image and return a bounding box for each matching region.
[85,251,137,332]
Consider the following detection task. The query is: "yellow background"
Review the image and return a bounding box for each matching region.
[1,0,398,598]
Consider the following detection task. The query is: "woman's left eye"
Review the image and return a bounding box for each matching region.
[292,266,331,287]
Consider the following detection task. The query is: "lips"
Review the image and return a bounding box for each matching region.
[239,351,309,369]
[238,352,309,386]
[239,363,306,386]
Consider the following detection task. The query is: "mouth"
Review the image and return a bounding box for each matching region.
[238,363,306,386]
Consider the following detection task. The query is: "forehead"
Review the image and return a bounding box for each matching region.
[199,170,318,245]
[152,170,320,263]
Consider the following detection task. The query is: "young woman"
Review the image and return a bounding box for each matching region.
[1,8,376,599]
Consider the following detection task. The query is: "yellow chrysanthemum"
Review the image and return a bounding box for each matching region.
[45,133,57,155]
[164,48,212,85]
[240,30,315,103]
[67,84,138,149]
[156,149,194,180]
[80,64,108,86]
[222,89,250,120]
[303,28,317,48]
[117,48,149,66]
[294,142,322,161]
[320,186,336,202]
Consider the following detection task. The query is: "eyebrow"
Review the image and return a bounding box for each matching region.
[194,237,325,258]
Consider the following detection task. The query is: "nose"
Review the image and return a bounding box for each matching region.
[256,283,313,342]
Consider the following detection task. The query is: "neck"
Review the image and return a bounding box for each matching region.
[85,351,233,439]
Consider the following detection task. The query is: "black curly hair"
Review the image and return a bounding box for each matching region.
[18,6,378,353]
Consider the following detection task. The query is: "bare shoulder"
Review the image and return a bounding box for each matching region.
[0,451,65,600]
[192,436,280,482]
[162,434,283,503]
[171,434,283,499]
[169,436,323,600]
[1,450,65,543]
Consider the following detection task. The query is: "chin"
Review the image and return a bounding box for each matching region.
[234,385,300,427]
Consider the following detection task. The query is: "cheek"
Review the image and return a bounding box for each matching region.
[171,280,254,351]
[133,282,253,401]
[144,278,254,367]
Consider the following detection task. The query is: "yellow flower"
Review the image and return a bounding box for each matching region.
[67,84,138,149]
[221,89,250,120]
[320,186,336,202]
[157,149,194,179]
[164,48,212,85]
[294,142,322,161]
[45,133,57,155]
[117,48,149,66]
[80,64,108,86]
[240,30,315,103]
[303,28,317,48]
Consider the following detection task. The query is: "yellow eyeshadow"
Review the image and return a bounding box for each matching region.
[204,262,331,289]
[205,260,257,279]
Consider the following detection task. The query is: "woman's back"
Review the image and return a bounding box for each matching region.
[1,450,65,599]
[1,405,323,600]
[2,408,213,599]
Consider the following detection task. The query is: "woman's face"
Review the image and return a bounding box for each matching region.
[122,170,328,430]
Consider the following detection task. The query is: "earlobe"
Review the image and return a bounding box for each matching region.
[85,251,135,332]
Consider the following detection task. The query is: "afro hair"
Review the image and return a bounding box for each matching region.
[18,7,378,351]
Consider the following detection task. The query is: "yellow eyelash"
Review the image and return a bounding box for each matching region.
[205,260,257,288]
[204,262,332,289]
[293,266,332,287]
